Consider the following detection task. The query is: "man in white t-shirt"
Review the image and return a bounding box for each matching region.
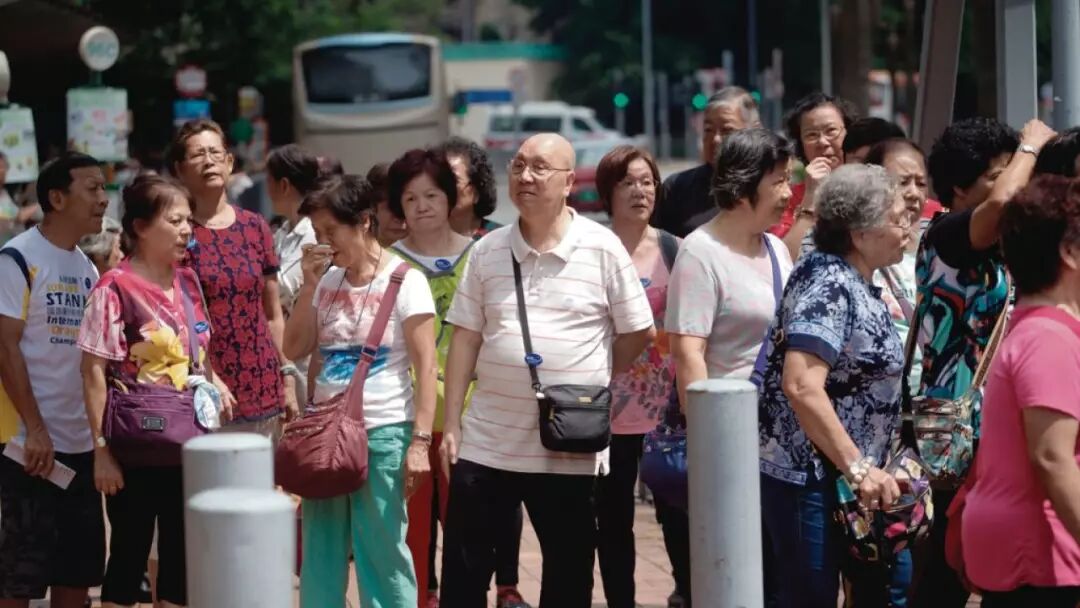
[439,134,655,607]
[0,153,108,606]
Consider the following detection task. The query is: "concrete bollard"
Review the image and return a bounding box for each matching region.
[182,432,273,500]
[686,378,763,608]
[186,488,295,608]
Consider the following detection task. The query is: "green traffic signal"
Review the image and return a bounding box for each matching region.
[613,92,630,109]
[691,93,708,111]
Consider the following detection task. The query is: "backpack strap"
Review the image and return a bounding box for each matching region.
[0,248,31,289]
[658,229,678,272]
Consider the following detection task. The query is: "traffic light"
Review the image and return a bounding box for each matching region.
[691,92,708,111]
[451,91,468,116]
[613,92,630,109]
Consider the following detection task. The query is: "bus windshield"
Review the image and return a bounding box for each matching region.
[301,42,431,104]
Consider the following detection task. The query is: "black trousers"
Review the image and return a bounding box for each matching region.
[982,586,1080,608]
[655,495,691,603]
[441,459,597,608]
[596,433,644,608]
[911,489,969,608]
[102,466,186,606]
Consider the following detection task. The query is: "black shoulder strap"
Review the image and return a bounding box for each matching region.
[511,251,543,393]
[658,229,678,271]
[0,248,31,289]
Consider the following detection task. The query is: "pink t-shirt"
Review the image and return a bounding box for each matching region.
[609,247,676,435]
[963,306,1080,591]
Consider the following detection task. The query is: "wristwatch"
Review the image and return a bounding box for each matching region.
[95,436,107,449]
[1018,143,1038,157]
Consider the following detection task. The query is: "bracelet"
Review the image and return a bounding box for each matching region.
[280,363,302,380]
[412,430,434,445]
[844,456,874,485]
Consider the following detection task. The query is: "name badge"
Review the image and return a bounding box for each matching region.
[640,277,652,288]
[194,321,209,334]
[524,353,543,367]
[434,258,452,271]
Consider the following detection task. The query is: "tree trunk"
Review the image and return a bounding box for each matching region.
[833,0,876,113]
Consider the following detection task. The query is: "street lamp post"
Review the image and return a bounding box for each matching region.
[642,0,656,151]
[1051,0,1080,131]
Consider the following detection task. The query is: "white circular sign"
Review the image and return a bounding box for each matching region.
[78,26,120,72]
[175,65,208,98]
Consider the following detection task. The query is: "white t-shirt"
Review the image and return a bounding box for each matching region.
[274,217,317,315]
[0,228,98,453]
[666,228,793,380]
[309,255,436,430]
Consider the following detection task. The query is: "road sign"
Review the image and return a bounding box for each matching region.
[175,65,208,98]
[79,26,120,72]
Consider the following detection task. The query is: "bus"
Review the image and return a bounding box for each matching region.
[292,33,449,173]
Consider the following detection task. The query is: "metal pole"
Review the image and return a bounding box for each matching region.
[461,0,476,42]
[658,71,671,160]
[684,76,696,161]
[913,0,966,154]
[614,68,627,135]
[187,488,295,608]
[996,0,1038,128]
[687,378,763,608]
[182,432,274,500]
[747,0,759,90]
[1052,0,1080,131]
[642,0,656,151]
[820,0,833,94]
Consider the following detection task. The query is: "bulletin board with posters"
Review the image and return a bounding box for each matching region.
[0,106,40,183]
[67,87,129,162]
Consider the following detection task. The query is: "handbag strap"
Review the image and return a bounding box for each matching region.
[177,276,202,374]
[969,274,1012,392]
[342,262,411,420]
[511,252,543,394]
[750,235,783,386]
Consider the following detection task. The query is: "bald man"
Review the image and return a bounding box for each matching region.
[439,134,655,607]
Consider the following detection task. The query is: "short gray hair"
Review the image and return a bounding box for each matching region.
[707,86,760,125]
[79,216,121,260]
[812,164,898,255]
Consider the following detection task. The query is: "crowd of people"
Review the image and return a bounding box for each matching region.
[0,85,1078,608]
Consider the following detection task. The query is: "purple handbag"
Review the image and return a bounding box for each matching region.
[102,277,208,467]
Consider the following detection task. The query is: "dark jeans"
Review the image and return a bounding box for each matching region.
[441,459,596,608]
[981,586,1080,608]
[761,473,909,608]
[596,433,644,608]
[911,489,970,608]
[655,496,691,603]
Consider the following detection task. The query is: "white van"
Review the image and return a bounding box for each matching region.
[484,101,621,151]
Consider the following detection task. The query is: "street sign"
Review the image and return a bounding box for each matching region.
[67,87,129,162]
[79,26,120,72]
[175,65,208,98]
[174,99,211,127]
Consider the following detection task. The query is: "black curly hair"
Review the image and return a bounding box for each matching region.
[439,136,498,220]
[927,117,1019,206]
[711,128,794,210]
[1035,127,1080,178]
[843,117,905,157]
[784,92,857,162]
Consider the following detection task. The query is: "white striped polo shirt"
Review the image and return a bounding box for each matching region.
[446,209,654,475]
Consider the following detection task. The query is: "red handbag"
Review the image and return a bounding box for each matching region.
[274,263,409,499]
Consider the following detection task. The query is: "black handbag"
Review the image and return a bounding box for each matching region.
[512,253,612,453]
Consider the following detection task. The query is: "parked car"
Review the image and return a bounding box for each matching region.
[485,101,622,152]
[569,140,628,213]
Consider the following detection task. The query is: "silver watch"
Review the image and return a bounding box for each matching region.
[1018,143,1038,157]
[95,436,107,448]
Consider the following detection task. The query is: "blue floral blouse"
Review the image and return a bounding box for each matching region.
[758,252,905,486]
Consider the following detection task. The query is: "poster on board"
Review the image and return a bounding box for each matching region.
[0,107,40,183]
[67,87,129,162]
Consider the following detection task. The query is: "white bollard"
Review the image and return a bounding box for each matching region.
[186,488,295,608]
[182,432,274,500]
[686,378,763,608]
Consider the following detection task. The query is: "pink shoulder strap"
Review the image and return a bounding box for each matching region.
[344,262,411,420]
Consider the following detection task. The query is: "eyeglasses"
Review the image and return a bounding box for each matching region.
[185,148,228,163]
[617,177,657,191]
[508,159,572,180]
[802,126,845,144]
[882,216,914,231]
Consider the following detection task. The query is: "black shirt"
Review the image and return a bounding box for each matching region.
[651,164,716,238]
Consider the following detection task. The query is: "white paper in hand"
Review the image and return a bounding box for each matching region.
[3,442,76,489]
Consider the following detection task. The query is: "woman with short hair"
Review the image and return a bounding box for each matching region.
[283,174,437,608]
[758,164,912,606]
[963,176,1080,608]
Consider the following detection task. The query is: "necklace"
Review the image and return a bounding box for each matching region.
[320,247,384,333]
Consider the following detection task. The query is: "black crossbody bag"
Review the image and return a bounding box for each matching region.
[512,252,612,453]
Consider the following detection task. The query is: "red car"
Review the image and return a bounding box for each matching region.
[568,142,623,213]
